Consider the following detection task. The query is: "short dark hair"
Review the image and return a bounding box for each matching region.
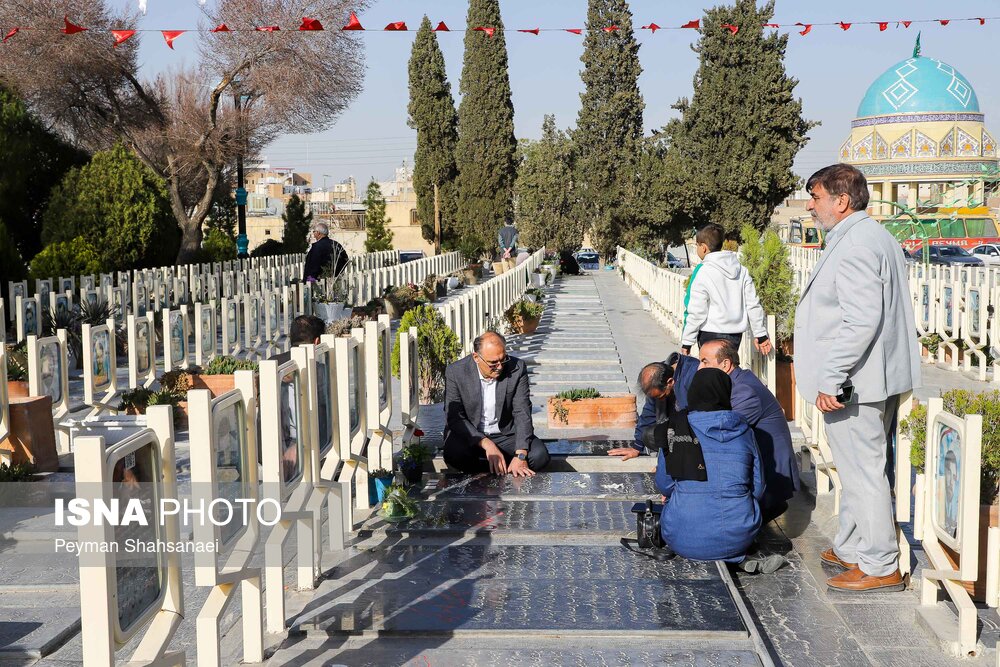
[290,315,325,345]
[696,224,725,253]
[711,339,741,367]
[474,331,506,354]
[639,362,674,395]
[806,164,870,211]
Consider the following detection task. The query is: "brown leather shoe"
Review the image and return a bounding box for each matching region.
[820,548,856,570]
[827,567,905,592]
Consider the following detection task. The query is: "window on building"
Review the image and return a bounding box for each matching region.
[918,220,941,238]
[410,209,420,226]
[265,230,271,236]
[939,218,966,239]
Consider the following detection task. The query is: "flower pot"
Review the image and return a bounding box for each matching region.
[504,258,516,271]
[369,476,393,506]
[492,261,506,275]
[531,272,546,288]
[383,299,404,320]
[314,302,346,323]
[547,395,637,429]
[190,373,236,398]
[7,380,30,399]
[463,266,482,286]
[940,504,999,602]
[515,315,540,335]
[447,277,460,290]
[174,401,189,431]
[401,463,423,485]
[436,282,448,298]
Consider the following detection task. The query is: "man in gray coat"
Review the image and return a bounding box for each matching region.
[444,332,550,477]
[796,164,921,593]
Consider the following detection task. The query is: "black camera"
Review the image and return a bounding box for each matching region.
[631,500,666,549]
[639,422,669,452]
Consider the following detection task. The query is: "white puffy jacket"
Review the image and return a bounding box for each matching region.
[681,251,768,347]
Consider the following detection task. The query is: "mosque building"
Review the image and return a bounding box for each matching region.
[843,39,999,225]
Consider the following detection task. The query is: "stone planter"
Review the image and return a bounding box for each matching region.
[514,316,540,335]
[492,261,507,275]
[463,266,482,286]
[383,298,405,320]
[941,503,999,602]
[504,258,516,271]
[531,272,546,288]
[314,302,346,323]
[547,395,637,429]
[7,380,30,399]
[447,277,461,290]
[190,373,236,398]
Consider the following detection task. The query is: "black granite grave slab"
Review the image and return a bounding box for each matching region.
[429,472,658,500]
[298,577,746,636]
[361,499,633,534]
[329,544,718,582]
[0,607,81,660]
[545,439,636,456]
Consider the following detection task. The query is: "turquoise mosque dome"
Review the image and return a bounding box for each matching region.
[857,55,980,118]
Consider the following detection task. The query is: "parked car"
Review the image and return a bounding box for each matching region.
[574,250,600,270]
[399,250,426,264]
[665,252,685,269]
[913,245,984,266]
[971,243,1000,265]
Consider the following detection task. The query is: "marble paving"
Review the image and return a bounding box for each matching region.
[428,471,659,499]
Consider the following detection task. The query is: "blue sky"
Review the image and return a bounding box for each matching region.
[131,0,1000,187]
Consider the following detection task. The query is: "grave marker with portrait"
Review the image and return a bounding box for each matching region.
[16,295,40,342]
[195,303,217,366]
[0,346,9,443]
[244,295,262,356]
[163,309,188,371]
[128,313,157,389]
[36,279,52,314]
[28,332,70,416]
[50,290,72,324]
[7,280,26,322]
[58,276,74,294]
[83,321,118,410]
[221,297,242,357]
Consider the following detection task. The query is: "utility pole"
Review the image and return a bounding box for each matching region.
[433,183,442,256]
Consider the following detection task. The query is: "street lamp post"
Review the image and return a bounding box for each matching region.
[234,90,249,259]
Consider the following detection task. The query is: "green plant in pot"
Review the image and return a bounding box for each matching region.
[118,387,154,414]
[368,468,394,505]
[391,305,461,403]
[382,283,422,319]
[6,343,29,398]
[192,356,258,397]
[399,441,433,485]
[504,299,544,335]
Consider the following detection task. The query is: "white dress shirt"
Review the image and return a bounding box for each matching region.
[478,370,501,435]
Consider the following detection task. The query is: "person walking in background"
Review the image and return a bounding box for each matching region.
[304,222,349,282]
[680,223,772,357]
[796,163,921,593]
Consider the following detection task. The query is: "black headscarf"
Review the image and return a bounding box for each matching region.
[687,368,733,412]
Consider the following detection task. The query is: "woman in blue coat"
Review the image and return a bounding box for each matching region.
[656,368,765,564]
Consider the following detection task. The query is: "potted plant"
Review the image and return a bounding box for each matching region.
[368,468,395,506]
[190,356,258,397]
[639,290,651,311]
[547,388,637,429]
[739,224,798,419]
[5,346,29,398]
[391,305,462,404]
[158,369,195,425]
[352,299,383,320]
[399,441,433,485]
[326,314,368,338]
[523,287,545,304]
[313,262,349,323]
[446,272,463,291]
[419,275,439,304]
[118,387,154,415]
[383,283,421,319]
[900,390,1000,601]
[505,300,544,335]
[491,256,507,275]
[531,268,547,288]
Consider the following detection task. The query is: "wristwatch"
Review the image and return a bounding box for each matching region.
[516,451,527,461]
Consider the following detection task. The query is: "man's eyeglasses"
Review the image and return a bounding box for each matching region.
[475,353,509,369]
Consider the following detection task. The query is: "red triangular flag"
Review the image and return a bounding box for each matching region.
[839,22,851,31]
[722,23,739,35]
[3,27,19,43]
[518,28,540,35]
[682,20,700,29]
[473,26,494,38]
[161,30,184,48]
[878,22,888,32]
[112,29,135,47]
[62,16,87,34]
[901,21,912,28]
[342,12,363,31]
[565,28,583,35]
[796,22,812,36]
[978,18,987,26]
[939,20,950,26]
[764,23,780,28]
[384,22,407,31]
[256,26,280,32]
[299,17,323,31]
[603,25,619,32]
[211,23,231,32]
[434,21,449,32]
[641,23,660,33]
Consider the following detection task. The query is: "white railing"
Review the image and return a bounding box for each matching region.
[437,249,545,354]
[340,251,465,306]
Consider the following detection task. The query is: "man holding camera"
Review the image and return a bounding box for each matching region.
[796,164,921,593]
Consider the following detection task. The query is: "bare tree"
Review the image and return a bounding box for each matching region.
[0,0,368,261]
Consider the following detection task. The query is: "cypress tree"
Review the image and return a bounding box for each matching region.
[454,0,517,257]
[408,16,459,249]
[663,0,815,237]
[363,180,394,252]
[514,116,582,252]
[281,194,313,253]
[573,0,645,258]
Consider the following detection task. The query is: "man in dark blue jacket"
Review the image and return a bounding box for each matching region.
[698,340,800,521]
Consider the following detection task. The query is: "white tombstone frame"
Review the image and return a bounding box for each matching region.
[16,295,41,342]
[128,313,158,389]
[221,297,242,358]
[243,295,262,359]
[7,280,26,322]
[399,325,420,437]
[0,346,9,446]
[194,302,217,367]
[364,315,394,472]
[27,332,71,417]
[162,308,189,371]
[83,320,119,414]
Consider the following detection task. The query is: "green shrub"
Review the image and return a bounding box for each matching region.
[400,441,433,464]
[202,227,237,262]
[920,333,943,357]
[201,356,258,375]
[118,387,153,413]
[0,461,35,482]
[504,299,544,332]
[251,239,286,257]
[554,388,602,400]
[899,391,1000,505]
[390,304,460,403]
[5,345,28,381]
[28,237,103,282]
[739,224,797,343]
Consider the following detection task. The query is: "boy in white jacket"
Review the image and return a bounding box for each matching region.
[680,224,773,357]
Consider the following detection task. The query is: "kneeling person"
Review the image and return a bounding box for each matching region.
[444,332,551,477]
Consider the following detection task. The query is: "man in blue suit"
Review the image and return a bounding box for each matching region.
[698,339,800,521]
